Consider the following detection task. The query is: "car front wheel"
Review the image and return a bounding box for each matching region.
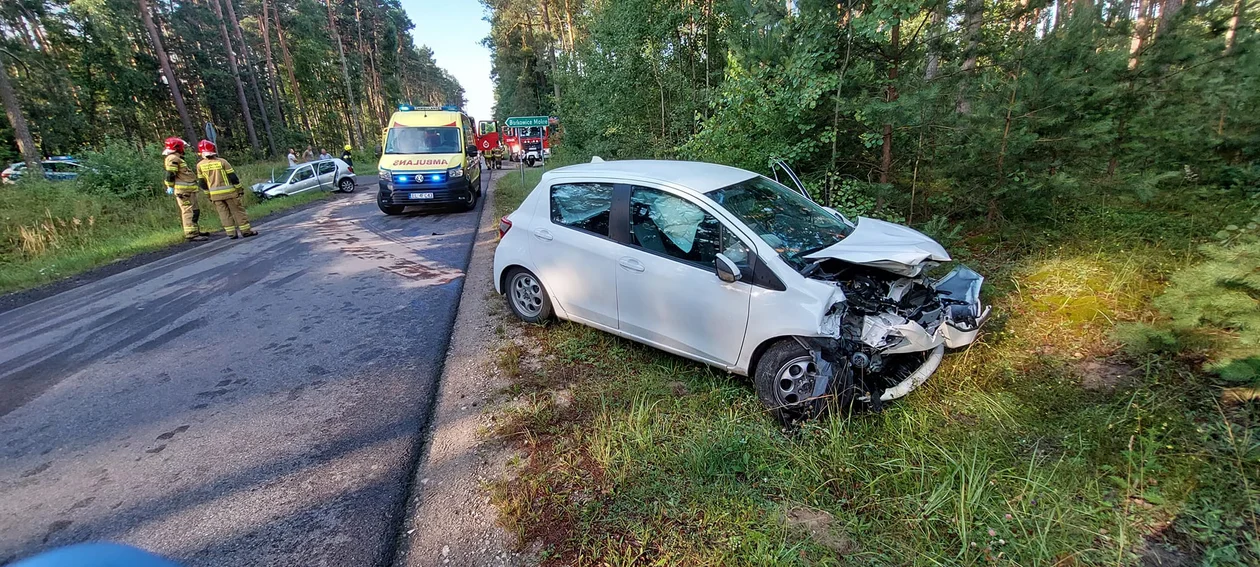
[754,340,855,424]
[504,268,552,323]
[377,191,404,215]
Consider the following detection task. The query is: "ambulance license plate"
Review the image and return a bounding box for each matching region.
[410,192,434,200]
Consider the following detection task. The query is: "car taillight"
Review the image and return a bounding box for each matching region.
[348,166,354,174]
[498,216,512,238]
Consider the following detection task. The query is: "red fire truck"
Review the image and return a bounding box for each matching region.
[503,126,550,166]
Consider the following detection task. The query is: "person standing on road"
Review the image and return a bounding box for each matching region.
[302,145,315,162]
[340,144,353,167]
[195,140,257,239]
[162,137,209,242]
[287,148,298,167]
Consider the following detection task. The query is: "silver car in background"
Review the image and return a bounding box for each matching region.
[252,158,357,198]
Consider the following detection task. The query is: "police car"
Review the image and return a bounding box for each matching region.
[2,157,84,184]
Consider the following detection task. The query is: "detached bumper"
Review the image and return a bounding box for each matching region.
[378,177,475,207]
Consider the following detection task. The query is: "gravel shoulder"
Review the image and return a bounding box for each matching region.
[393,173,535,567]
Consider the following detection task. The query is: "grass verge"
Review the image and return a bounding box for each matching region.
[493,161,562,218]
[484,187,1260,565]
[0,172,330,294]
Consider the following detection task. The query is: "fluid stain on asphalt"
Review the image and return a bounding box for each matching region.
[0,177,489,564]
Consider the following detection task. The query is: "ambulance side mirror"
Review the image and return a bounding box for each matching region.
[465,146,478,158]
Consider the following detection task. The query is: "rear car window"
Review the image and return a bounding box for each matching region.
[550,183,613,236]
[317,161,336,174]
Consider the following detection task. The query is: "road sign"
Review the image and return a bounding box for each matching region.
[505,116,550,128]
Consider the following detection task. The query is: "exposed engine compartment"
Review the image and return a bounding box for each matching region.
[798,258,988,411]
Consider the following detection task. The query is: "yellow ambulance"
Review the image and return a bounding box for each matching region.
[376,105,482,215]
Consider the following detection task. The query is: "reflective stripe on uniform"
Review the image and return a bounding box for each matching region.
[200,162,224,171]
[208,186,237,196]
[173,183,198,190]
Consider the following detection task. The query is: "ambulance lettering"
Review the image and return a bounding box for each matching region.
[389,158,452,167]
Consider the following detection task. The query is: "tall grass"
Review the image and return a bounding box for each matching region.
[0,158,321,294]
[485,188,1260,565]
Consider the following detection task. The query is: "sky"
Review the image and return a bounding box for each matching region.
[397,0,494,121]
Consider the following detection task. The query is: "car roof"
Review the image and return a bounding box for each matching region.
[542,160,758,195]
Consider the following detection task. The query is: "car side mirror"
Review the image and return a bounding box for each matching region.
[715,253,742,283]
[465,146,478,157]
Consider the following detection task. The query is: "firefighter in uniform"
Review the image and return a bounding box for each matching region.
[490,144,504,169]
[340,144,353,167]
[162,138,209,241]
[194,140,257,239]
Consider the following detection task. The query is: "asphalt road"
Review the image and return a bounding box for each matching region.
[0,173,488,566]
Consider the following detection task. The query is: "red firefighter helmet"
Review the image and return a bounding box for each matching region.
[197,139,217,156]
[164,137,187,153]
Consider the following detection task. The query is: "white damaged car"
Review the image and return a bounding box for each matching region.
[493,159,989,422]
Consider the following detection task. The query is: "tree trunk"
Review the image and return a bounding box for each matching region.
[880,22,899,189]
[354,0,384,124]
[924,1,943,81]
[541,0,561,102]
[958,0,983,113]
[259,0,286,127]
[1156,0,1183,38]
[209,0,260,154]
[138,0,198,144]
[0,55,42,177]
[327,0,363,148]
[563,0,576,51]
[366,1,388,123]
[273,5,314,144]
[1128,0,1150,69]
[1224,0,1246,54]
[223,0,276,156]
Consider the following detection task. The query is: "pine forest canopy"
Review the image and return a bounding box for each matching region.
[481,0,1258,221]
[0,0,466,163]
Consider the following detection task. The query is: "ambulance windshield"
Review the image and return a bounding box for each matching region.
[385,127,461,155]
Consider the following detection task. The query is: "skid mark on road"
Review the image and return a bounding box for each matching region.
[311,209,463,287]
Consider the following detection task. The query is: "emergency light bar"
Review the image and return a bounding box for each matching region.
[397,105,462,112]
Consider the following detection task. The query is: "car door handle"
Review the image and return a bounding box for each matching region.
[532,228,553,241]
[618,257,645,272]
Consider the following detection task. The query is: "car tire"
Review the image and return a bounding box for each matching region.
[504,268,552,324]
[754,340,840,424]
[377,191,404,215]
[338,178,355,193]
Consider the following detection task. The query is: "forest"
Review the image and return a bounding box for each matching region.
[484,0,1256,223]
[0,0,465,165]
[481,0,1260,563]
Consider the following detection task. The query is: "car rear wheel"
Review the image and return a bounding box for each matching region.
[504,268,552,324]
[338,178,355,193]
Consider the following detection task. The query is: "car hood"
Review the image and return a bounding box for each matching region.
[252,182,282,193]
[804,217,951,276]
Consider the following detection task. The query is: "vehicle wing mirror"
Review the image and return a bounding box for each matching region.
[715,253,742,283]
[465,146,478,157]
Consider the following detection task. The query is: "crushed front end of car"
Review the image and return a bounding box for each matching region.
[791,218,990,415]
